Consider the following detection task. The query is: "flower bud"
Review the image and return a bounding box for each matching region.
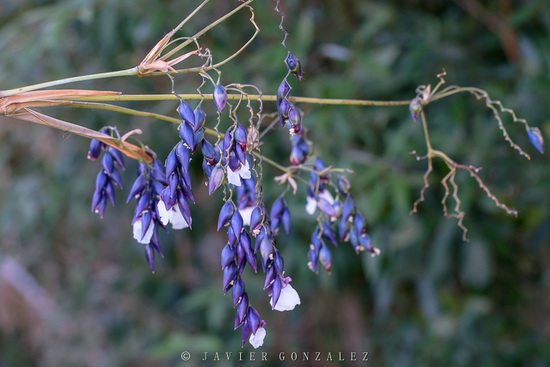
[87,139,102,161]
[177,99,195,126]
[232,277,245,307]
[235,293,248,329]
[208,165,225,195]
[271,276,282,310]
[247,307,261,335]
[277,79,291,108]
[145,244,155,273]
[165,149,178,178]
[179,122,195,150]
[213,84,228,112]
[176,141,191,172]
[527,127,544,154]
[234,124,247,148]
[193,106,206,132]
[221,243,236,270]
[101,151,114,174]
[249,206,264,235]
[230,210,244,237]
[319,245,332,274]
[127,174,146,203]
[222,261,238,293]
[409,97,422,122]
[218,201,235,231]
[285,52,302,80]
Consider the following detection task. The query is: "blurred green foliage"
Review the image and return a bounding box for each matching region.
[0,0,549,366]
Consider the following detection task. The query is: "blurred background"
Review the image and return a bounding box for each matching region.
[0,0,549,366]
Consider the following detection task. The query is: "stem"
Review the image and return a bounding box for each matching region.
[68,93,411,107]
[0,68,138,98]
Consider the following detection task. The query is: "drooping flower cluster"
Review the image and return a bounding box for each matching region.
[277,53,303,135]
[305,158,380,274]
[88,128,125,218]
[127,159,170,273]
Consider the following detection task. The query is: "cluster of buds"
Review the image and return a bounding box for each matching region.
[305,159,380,273]
[277,53,303,135]
[127,159,169,273]
[88,128,125,218]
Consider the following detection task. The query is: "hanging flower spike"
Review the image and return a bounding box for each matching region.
[214,84,228,112]
[527,127,544,154]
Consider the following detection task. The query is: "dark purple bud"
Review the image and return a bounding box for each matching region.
[249,206,264,235]
[91,190,104,214]
[353,212,365,232]
[177,99,195,126]
[527,127,544,154]
[167,172,178,198]
[227,225,237,247]
[246,251,258,273]
[193,106,206,132]
[234,143,247,166]
[222,261,238,293]
[338,216,351,242]
[140,211,152,241]
[241,319,251,348]
[165,149,178,178]
[208,165,225,195]
[133,193,151,222]
[87,139,102,161]
[357,232,372,254]
[108,147,125,170]
[409,97,422,122]
[281,208,291,235]
[104,181,116,206]
[218,201,235,231]
[273,251,284,275]
[288,106,301,134]
[109,167,123,188]
[277,79,291,108]
[235,293,248,329]
[95,169,108,191]
[341,195,355,221]
[263,265,275,289]
[101,151,114,174]
[319,245,332,274]
[321,222,338,246]
[177,191,192,229]
[270,198,285,219]
[230,210,244,237]
[247,307,261,335]
[290,146,305,166]
[201,139,216,163]
[236,241,246,268]
[221,243,236,270]
[271,276,282,309]
[240,231,253,255]
[179,122,195,151]
[349,227,359,252]
[337,177,351,195]
[193,128,204,152]
[259,236,274,271]
[176,142,191,172]
[127,174,146,202]
[278,99,291,126]
[145,244,155,273]
[232,277,245,307]
[161,188,176,211]
[307,248,319,273]
[234,124,247,148]
[213,84,227,112]
[285,52,302,80]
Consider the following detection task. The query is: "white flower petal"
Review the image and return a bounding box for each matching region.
[319,189,335,205]
[270,284,301,311]
[227,166,242,186]
[305,196,317,215]
[157,200,170,226]
[249,326,266,349]
[133,219,154,244]
[239,206,254,227]
[170,205,190,230]
[239,160,251,180]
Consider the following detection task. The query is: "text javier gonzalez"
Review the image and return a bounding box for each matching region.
[181,351,369,362]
